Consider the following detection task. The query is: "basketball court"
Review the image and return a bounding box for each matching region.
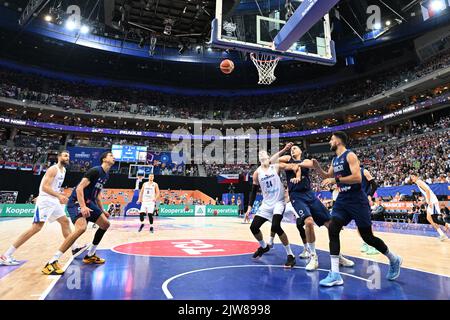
[0,216,448,300]
[0,0,449,307]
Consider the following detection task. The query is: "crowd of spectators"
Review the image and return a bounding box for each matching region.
[1,49,449,121]
[309,117,450,190]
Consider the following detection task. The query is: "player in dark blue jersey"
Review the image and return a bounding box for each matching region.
[270,143,354,271]
[42,151,115,275]
[313,131,401,287]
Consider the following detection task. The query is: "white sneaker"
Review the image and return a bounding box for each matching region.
[305,253,318,271]
[299,249,310,259]
[0,255,19,266]
[439,235,447,242]
[339,255,355,267]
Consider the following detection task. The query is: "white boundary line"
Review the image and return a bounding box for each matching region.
[340,251,450,279]
[38,256,75,300]
[161,264,370,299]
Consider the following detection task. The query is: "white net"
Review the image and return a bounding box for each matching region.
[250,52,281,85]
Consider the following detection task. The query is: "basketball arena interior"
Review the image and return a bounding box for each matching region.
[0,0,449,310]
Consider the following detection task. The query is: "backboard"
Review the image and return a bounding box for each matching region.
[128,164,154,180]
[211,0,336,65]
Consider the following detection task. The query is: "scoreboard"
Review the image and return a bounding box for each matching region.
[112,145,147,162]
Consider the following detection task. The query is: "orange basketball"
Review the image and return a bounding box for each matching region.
[220,59,234,74]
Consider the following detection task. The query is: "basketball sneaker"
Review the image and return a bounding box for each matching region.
[83,254,106,264]
[439,234,447,242]
[386,255,402,281]
[298,248,310,259]
[138,224,144,232]
[42,261,64,275]
[366,246,380,255]
[252,246,270,259]
[360,243,369,253]
[284,255,296,268]
[71,244,88,258]
[150,226,154,233]
[339,255,354,267]
[305,253,319,271]
[319,271,344,287]
[0,255,19,266]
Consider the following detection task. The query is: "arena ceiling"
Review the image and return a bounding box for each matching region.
[8,0,425,49]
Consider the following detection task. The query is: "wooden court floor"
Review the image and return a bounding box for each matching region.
[0,216,449,300]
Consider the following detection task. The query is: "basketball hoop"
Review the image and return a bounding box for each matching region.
[250,52,280,85]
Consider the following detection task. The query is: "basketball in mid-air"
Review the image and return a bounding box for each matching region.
[220,59,234,74]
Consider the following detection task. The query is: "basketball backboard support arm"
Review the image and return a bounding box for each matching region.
[210,0,337,65]
[273,0,340,52]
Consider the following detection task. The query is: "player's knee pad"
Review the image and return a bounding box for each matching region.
[296,217,304,229]
[328,218,343,240]
[296,218,307,241]
[271,214,284,236]
[139,213,145,222]
[250,221,261,235]
[148,213,154,224]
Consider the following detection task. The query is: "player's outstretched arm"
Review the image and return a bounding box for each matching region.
[246,171,259,215]
[269,142,293,164]
[137,182,144,204]
[312,159,333,178]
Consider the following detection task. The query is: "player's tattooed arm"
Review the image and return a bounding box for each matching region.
[96,194,108,217]
[322,152,362,187]
[76,178,93,217]
[246,171,260,215]
[312,159,333,178]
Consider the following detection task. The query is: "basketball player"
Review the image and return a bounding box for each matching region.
[270,143,354,271]
[313,131,401,286]
[42,151,115,275]
[137,174,160,233]
[267,189,309,259]
[360,165,379,254]
[409,174,449,241]
[0,151,86,266]
[245,150,300,268]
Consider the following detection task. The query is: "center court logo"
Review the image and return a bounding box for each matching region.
[112,239,258,257]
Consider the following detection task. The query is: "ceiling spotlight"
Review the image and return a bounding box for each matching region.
[385,20,391,26]
[65,19,76,31]
[373,22,381,30]
[80,25,90,34]
[44,14,52,22]
[431,0,446,12]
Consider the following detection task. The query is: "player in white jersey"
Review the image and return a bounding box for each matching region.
[0,151,86,266]
[409,174,449,241]
[137,174,160,233]
[245,150,301,268]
